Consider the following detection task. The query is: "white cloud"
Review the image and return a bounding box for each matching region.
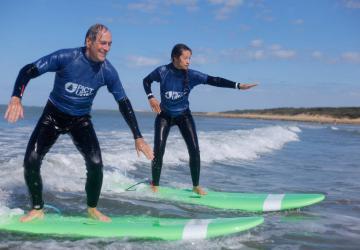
[342,0,360,9]
[312,51,323,59]
[268,44,296,59]
[250,39,263,48]
[349,91,360,97]
[251,0,274,22]
[208,0,224,3]
[271,49,296,59]
[341,52,360,63]
[292,19,304,25]
[191,54,214,65]
[269,44,282,50]
[128,0,199,13]
[166,0,199,11]
[127,0,246,20]
[208,0,245,20]
[250,50,265,60]
[127,55,161,67]
[219,48,247,61]
[311,50,360,64]
[239,24,251,31]
[128,1,158,13]
[167,0,197,4]
[219,41,297,61]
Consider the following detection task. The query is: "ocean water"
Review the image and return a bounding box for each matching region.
[0,105,359,249]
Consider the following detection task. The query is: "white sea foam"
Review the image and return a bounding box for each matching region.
[159,125,300,166]
[0,125,300,194]
[204,125,299,163]
[0,189,23,220]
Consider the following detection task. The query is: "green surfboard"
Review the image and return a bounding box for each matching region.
[0,214,263,240]
[126,185,325,212]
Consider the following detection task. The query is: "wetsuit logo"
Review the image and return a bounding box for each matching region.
[65,82,94,96]
[65,82,78,93]
[164,91,185,100]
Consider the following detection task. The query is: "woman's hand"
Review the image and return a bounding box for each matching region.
[149,97,161,114]
[239,83,258,90]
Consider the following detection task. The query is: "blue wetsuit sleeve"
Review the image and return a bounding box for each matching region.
[104,63,141,139]
[143,67,161,99]
[206,75,237,89]
[105,64,127,101]
[11,49,75,98]
[34,49,76,74]
[117,98,143,139]
[12,63,40,98]
[188,69,209,89]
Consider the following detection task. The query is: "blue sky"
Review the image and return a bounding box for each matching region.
[1,0,359,112]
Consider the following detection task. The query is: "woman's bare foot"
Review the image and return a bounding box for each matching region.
[87,207,111,222]
[151,185,159,192]
[20,209,44,222]
[193,186,207,195]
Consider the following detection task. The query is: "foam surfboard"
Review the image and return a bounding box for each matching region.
[126,185,325,212]
[0,214,263,240]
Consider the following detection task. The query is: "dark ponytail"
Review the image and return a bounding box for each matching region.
[171,43,192,95]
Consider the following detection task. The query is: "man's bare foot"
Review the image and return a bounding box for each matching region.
[193,186,207,195]
[20,209,44,222]
[151,185,159,192]
[87,207,111,222]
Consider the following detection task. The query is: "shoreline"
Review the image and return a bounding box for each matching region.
[194,112,360,125]
[1,104,359,125]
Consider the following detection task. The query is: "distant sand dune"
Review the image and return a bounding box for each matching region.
[195,112,360,125]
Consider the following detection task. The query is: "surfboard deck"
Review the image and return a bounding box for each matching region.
[127,185,325,212]
[0,214,263,240]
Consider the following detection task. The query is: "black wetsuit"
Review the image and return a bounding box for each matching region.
[151,109,200,186]
[13,47,142,210]
[143,63,240,186]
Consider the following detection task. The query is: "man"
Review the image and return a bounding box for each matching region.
[4,24,154,222]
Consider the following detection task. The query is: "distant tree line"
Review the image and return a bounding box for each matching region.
[223,107,360,119]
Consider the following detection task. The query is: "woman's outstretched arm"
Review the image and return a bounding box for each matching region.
[206,76,257,90]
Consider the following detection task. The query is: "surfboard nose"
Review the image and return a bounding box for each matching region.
[279,194,325,211]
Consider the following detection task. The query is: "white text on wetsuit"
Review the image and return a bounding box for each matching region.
[65,82,94,97]
[164,91,185,100]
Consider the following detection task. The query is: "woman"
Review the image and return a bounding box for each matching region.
[143,43,257,195]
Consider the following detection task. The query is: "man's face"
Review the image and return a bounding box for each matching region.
[86,30,112,62]
[173,50,191,70]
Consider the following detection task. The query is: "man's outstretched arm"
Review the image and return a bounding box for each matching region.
[118,98,154,160]
[5,64,40,123]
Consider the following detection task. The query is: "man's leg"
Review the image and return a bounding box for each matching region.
[69,117,110,222]
[22,110,60,222]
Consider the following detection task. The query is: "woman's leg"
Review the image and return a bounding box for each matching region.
[176,113,201,187]
[151,113,171,187]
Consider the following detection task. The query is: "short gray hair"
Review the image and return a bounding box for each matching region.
[84,24,109,45]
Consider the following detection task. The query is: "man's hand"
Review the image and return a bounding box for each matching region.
[135,138,154,160]
[4,96,24,123]
[149,97,161,114]
[239,83,258,90]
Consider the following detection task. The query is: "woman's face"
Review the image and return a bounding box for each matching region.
[173,50,191,70]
